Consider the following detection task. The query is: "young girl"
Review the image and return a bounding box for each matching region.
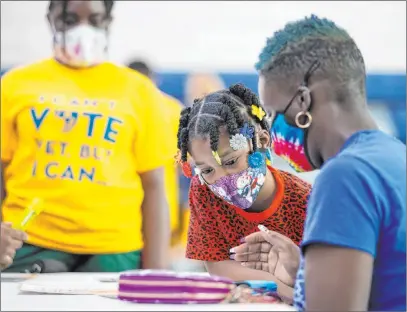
[176,83,311,295]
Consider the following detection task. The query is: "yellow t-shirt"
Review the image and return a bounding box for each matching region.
[1,58,171,254]
[159,94,182,236]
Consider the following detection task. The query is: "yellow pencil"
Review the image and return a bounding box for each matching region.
[15,198,44,231]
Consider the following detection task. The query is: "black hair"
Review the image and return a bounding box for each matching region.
[127,60,153,78]
[48,1,115,18]
[176,83,270,162]
[256,15,366,97]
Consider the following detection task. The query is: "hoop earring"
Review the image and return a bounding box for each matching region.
[295,111,312,129]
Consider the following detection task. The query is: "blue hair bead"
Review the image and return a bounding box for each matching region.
[248,151,266,169]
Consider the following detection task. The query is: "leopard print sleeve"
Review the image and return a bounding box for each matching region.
[185,176,230,261]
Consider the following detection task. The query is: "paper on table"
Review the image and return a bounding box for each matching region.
[19,275,118,295]
[97,273,121,283]
[1,273,37,283]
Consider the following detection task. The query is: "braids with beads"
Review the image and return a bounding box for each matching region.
[176,83,270,168]
[229,84,270,154]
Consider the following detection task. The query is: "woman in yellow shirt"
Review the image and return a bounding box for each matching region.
[1,0,171,272]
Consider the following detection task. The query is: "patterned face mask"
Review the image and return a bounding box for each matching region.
[269,60,321,173]
[53,24,108,68]
[270,114,313,173]
[205,164,267,210]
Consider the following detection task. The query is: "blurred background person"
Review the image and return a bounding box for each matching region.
[126,59,207,272]
[127,60,158,85]
[184,72,226,105]
[1,0,171,272]
[126,59,184,250]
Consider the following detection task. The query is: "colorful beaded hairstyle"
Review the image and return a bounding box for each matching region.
[175,83,270,178]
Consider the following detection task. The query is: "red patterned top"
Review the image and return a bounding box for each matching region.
[186,166,311,261]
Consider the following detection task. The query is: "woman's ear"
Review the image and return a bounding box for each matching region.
[258,129,271,148]
[297,86,312,111]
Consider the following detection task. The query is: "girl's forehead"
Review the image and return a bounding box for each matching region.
[189,131,231,152]
[189,134,237,163]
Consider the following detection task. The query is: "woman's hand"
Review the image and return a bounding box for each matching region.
[230,225,300,287]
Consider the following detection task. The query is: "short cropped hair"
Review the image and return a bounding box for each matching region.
[256,15,366,96]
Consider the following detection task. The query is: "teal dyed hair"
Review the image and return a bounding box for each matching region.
[256,14,366,93]
[255,15,349,71]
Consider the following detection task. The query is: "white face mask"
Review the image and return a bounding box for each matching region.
[54,24,108,68]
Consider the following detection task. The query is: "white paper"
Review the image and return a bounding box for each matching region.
[1,273,37,282]
[97,273,121,283]
[19,274,118,295]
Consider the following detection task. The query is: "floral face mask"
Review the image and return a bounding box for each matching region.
[205,161,267,210]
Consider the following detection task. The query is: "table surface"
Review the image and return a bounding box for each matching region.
[1,273,295,311]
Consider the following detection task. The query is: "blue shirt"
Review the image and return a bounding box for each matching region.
[294,130,406,311]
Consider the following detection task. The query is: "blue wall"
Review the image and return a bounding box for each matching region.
[1,68,405,143]
[157,72,406,143]
[157,73,406,104]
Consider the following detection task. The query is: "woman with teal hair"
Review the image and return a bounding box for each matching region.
[233,14,406,311]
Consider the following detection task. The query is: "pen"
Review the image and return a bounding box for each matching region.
[15,198,44,231]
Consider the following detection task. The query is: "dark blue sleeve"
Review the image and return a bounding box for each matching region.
[302,155,383,257]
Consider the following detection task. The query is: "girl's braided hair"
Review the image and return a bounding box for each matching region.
[177,83,270,162]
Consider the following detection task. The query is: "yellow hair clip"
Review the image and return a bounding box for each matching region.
[212,151,222,165]
[15,198,44,231]
[251,105,266,121]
